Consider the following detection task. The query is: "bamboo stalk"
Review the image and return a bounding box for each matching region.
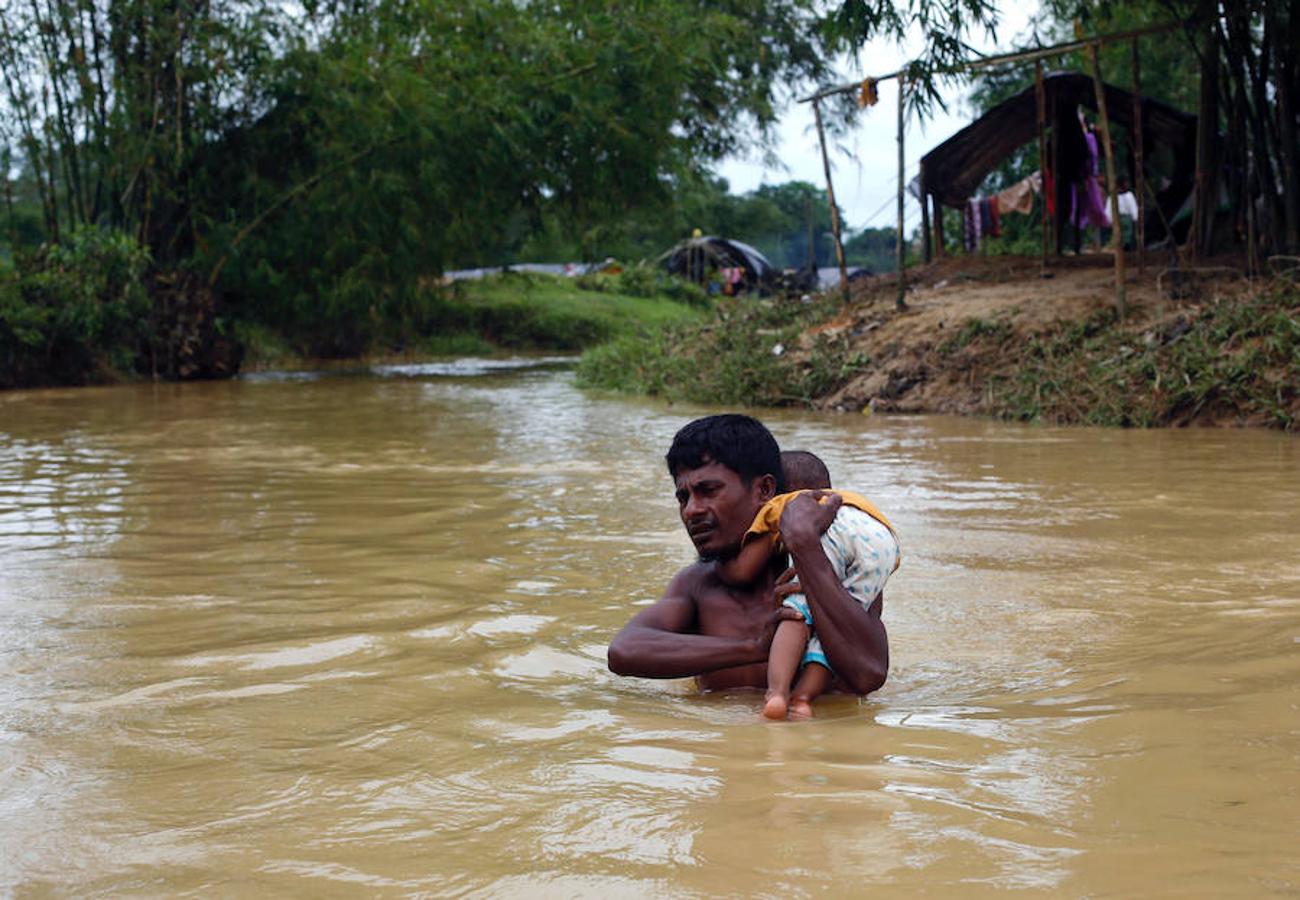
[799,21,1180,104]
[813,98,849,301]
[896,76,907,310]
[920,162,931,263]
[932,193,945,257]
[1131,38,1145,275]
[1090,43,1126,320]
[1035,60,1048,272]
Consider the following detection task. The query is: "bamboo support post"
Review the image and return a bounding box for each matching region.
[1051,88,1062,255]
[813,98,849,301]
[896,76,907,310]
[932,194,945,257]
[920,164,931,263]
[1090,42,1126,320]
[1035,61,1049,273]
[1131,38,1145,275]
[798,21,1179,104]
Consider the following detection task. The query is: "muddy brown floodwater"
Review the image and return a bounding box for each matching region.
[1,360,1297,896]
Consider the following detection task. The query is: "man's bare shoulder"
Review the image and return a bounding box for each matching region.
[665,559,721,597]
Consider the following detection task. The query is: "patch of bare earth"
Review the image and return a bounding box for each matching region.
[794,253,1259,419]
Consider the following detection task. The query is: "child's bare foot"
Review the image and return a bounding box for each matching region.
[762,691,789,720]
[788,698,814,719]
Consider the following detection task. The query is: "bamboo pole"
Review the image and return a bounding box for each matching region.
[1035,61,1049,273]
[1192,0,1218,259]
[1089,43,1126,320]
[932,193,945,257]
[813,98,850,301]
[896,76,907,310]
[920,163,931,263]
[798,21,1180,104]
[1131,38,1145,275]
[1051,86,1062,255]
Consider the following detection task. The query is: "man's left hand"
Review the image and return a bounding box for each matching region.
[779,490,841,552]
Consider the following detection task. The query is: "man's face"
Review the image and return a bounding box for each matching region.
[673,461,774,561]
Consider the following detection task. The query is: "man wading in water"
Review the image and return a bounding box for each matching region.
[607,414,890,701]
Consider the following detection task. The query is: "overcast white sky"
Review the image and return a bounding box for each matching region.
[717,0,1043,233]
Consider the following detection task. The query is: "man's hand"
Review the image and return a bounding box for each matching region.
[773,566,802,602]
[779,490,842,552]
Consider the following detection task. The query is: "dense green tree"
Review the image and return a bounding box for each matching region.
[1,0,839,362]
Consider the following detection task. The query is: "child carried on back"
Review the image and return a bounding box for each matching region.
[715,451,900,719]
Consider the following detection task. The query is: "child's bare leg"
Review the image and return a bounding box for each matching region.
[763,618,809,720]
[788,662,831,719]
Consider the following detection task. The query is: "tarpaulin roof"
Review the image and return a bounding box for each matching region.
[921,71,1198,209]
[660,236,777,285]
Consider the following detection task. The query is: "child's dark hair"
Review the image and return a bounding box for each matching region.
[781,450,831,491]
[665,415,785,492]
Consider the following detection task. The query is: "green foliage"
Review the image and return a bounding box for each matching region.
[515,176,845,273]
[992,289,1300,428]
[842,227,897,271]
[938,316,1013,354]
[576,265,709,306]
[431,272,703,352]
[0,0,837,383]
[822,0,1001,120]
[0,228,151,387]
[576,294,870,405]
[205,0,837,345]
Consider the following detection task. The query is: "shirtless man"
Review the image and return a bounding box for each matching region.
[606,414,889,696]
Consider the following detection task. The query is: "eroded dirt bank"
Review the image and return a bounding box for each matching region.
[791,253,1298,428]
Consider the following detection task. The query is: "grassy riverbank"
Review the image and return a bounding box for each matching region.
[238,270,705,370]
[2,258,705,384]
[578,255,1300,430]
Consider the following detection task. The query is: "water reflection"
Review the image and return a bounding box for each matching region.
[0,370,1296,895]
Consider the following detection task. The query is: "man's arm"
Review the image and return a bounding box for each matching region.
[607,568,772,678]
[780,493,889,695]
[714,532,777,586]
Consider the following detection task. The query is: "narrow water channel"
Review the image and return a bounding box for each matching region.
[1,361,1296,895]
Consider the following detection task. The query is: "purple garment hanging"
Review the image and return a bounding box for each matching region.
[1072,131,1112,230]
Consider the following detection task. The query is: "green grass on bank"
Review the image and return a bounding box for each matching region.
[236,268,708,370]
[576,292,871,406]
[990,285,1300,429]
[436,269,705,351]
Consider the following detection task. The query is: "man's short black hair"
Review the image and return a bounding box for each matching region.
[781,450,831,491]
[665,414,785,492]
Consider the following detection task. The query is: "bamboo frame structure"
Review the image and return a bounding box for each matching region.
[896,76,907,310]
[1035,61,1049,272]
[1132,38,1146,275]
[1090,42,1126,319]
[799,20,1179,318]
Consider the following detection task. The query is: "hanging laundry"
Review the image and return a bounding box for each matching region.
[963,196,1002,250]
[859,78,879,108]
[994,172,1041,216]
[964,198,982,251]
[1072,123,1111,230]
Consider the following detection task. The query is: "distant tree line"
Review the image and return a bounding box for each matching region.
[516,176,895,273]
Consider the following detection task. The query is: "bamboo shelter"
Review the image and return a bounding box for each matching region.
[918,71,1197,253]
[800,22,1185,318]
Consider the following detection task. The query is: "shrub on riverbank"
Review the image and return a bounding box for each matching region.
[0,228,150,388]
[990,286,1300,428]
[576,293,871,405]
